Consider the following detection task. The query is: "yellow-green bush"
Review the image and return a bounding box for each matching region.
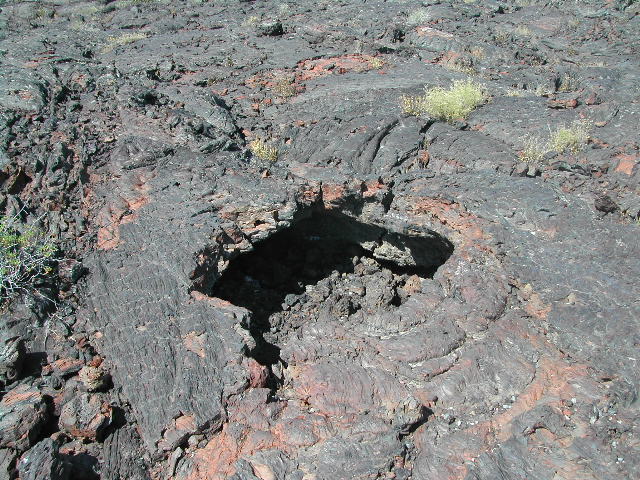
[401,80,488,122]
[366,56,385,70]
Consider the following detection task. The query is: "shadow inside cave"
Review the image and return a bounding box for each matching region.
[210,210,453,366]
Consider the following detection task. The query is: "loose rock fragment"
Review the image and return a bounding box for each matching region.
[59,394,112,442]
[0,385,50,452]
[0,333,25,386]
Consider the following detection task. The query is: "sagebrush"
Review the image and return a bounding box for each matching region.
[0,216,56,302]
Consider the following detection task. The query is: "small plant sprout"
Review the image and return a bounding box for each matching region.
[249,138,278,162]
[418,138,431,167]
[0,215,56,302]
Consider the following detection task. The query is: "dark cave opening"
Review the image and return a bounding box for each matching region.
[210,211,453,366]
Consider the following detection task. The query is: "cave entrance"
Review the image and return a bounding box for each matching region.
[210,211,453,366]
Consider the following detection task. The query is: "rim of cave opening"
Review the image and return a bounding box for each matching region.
[208,210,454,368]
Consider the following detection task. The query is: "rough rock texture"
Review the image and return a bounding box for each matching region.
[17,438,70,480]
[59,393,112,441]
[0,331,25,386]
[102,426,150,480]
[0,384,50,452]
[1,0,639,479]
[0,448,16,480]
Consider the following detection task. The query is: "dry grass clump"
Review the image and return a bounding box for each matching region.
[249,138,278,162]
[514,25,532,37]
[243,15,260,27]
[469,47,486,60]
[353,56,386,73]
[272,77,296,98]
[493,28,511,45]
[401,80,488,122]
[549,120,591,153]
[518,119,591,162]
[557,72,581,93]
[113,0,159,7]
[439,52,478,75]
[506,88,526,97]
[506,83,555,97]
[519,135,547,163]
[406,8,430,26]
[443,57,477,75]
[103,32,148,52]
[400,94,428,116]
[534,83,554,97]
[366,56,385,70]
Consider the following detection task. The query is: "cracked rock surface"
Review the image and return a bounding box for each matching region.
[1,0,639,479]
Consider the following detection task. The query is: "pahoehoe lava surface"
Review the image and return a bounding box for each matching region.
[0,0,639,479]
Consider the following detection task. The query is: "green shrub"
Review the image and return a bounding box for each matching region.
[0,217,55,302]
[366,56,385,70]
[427,80,488,121]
